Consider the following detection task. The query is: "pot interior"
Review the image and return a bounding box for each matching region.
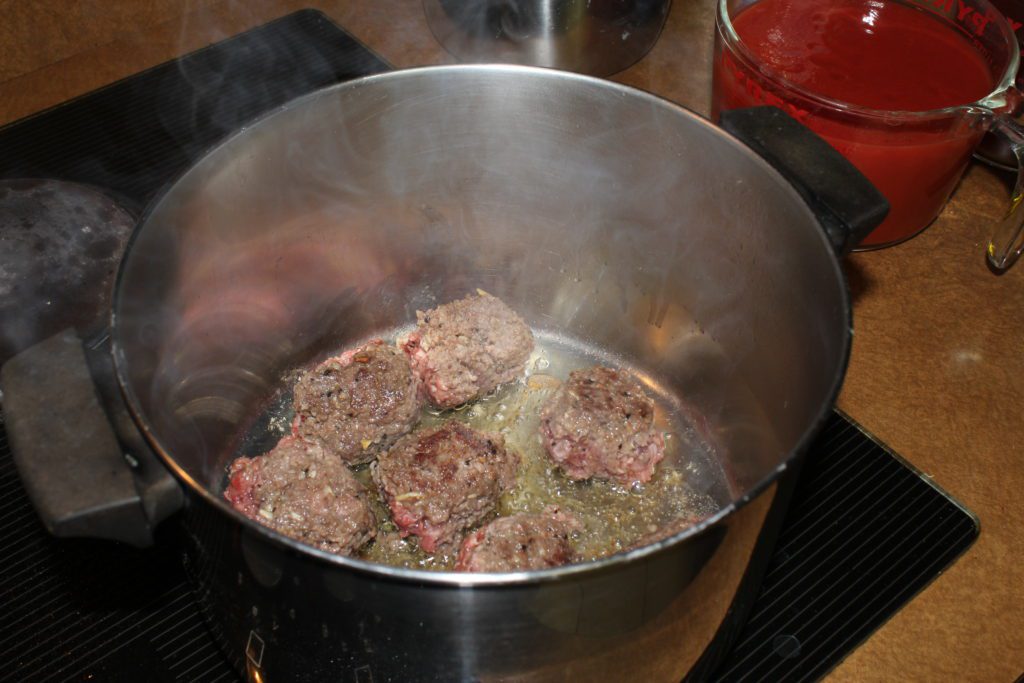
[113,66,849,548]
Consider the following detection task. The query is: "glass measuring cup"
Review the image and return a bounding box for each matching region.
[712,0,1024,270]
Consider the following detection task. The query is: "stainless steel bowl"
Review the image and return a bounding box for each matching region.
[423,0,673,76]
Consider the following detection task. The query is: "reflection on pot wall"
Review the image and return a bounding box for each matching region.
[181,484,776,682]
[117,71,844,504]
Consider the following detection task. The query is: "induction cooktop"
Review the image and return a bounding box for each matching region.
[0,10,978,682]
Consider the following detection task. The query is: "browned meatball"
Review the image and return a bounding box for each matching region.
[400,291,534,408]
[224,437,376,556]
[292,339,420,465]
[539,366,666,485]
[455,508,581,572]
[372,421,520,553]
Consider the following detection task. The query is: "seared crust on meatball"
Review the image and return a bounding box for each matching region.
[455,508,581,572]
[372,421,520,553]
[293,339,420,465]
[539,366,665,484]
[224,437,376,556]
[400,292,534,408]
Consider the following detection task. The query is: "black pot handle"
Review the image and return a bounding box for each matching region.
[0,328,183,547]
[719,106,889,254]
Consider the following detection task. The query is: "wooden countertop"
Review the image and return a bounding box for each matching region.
[1,1,1020,680]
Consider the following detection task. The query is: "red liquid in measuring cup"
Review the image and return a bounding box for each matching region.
[714,0,999,246]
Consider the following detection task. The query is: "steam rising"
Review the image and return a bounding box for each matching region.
[114,67,845,498]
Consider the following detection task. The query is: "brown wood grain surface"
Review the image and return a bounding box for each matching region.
[1,1,1021,680]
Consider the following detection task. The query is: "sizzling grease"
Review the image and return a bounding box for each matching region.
[240,332,724,570]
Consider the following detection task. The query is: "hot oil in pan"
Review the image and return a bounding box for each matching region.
[235,330,726,571]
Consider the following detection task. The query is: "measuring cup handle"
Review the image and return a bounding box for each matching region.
[987,116,1024,272]
[720,106,889,254]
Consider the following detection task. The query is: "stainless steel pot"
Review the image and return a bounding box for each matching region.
[2,66,886,681]
[423,0,672,76]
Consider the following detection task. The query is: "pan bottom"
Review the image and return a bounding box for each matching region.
[228,328,728,570]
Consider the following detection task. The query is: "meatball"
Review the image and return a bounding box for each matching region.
[224,436,376,556]
[400,291,534,408]
[292,339,420,465]
[539,366,666,485]
[455,508,581,572]
[372,421,520,553]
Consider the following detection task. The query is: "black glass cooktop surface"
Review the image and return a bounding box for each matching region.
[0,10,978,682]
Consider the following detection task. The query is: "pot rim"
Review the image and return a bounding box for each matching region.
[110,63,852,587]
